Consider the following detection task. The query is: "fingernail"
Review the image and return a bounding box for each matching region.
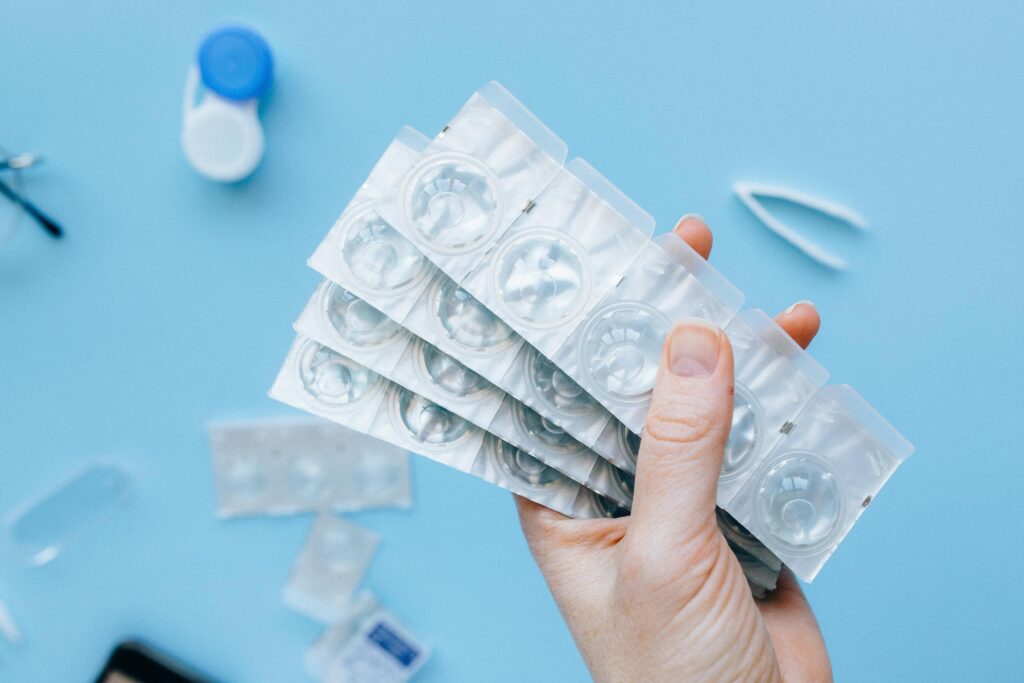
[784,300,815,316]
[678,213,705,225]
[668,322,721,378]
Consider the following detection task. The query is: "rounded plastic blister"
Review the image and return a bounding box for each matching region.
[752,452,843,553]
[287,453,331,504]
[416,342,488,398]
[433,279,516,352]
[492,229,590,326]
[400,153,501,253]
[341,205,429,293]
[493,439,564,489]
[511,402,586,455]
[392,388,473,446]
[321,284,402,348]
[297,340,382,408]
[221,453,270,505]
[616,423,642,469]
[721,384,766,482]
[580,302,671,402]
[526,350,598,415]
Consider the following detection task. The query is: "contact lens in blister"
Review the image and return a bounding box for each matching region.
[754,453,842,552]
[721,384,764,481]
[420,343,488,397]
[342,209,427,291]
[403,155,500,251]
[616,423,642,469]
[512,402,586,454]
[494,440,563,489]
[287,454,330,502]
[298,341,380,407]
[435,279,516,352]
[582,302,670,401]
[527,350,597,415]
[322,285,402,348]
[395,389,471,445]
[222,456,270,503]
[493,231,588,324]
[607,467,635,501]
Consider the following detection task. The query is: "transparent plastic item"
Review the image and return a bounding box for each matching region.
[309,127,439,323]
[209,417,411,518]
[717,309,829,508]
[271,334,595,517]
[570,487,630,519]
[727,385,914,582]
[469,434,582,515]
[550,232,745,433]
[322,610,430,683]
[375,82,568,281]
[592,418,643,473]
[459,158,655,356]
[283,513,380,623]
[306,590,381,681]
[4,462,133,566]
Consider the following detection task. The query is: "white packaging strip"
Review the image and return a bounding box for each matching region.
[717,309,829,509]
[727,385,915,582]
[375,81,568,281]
[549,232,745,433]
[306,127,631,468]
[270,335,613,519]
[306,590,381,681]
[321,609,430,683]
[295,281,634,507]
[459,158,655,355]
[283,513,380,624]
[209,417,412,518]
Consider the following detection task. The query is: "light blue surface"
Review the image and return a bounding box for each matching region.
[1,1,1021,680]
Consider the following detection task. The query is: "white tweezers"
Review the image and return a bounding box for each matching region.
[733,181,869,270]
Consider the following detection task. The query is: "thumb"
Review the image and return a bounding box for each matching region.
[628,320,734,553]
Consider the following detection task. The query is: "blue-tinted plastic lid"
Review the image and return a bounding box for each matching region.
[198,26,273,101]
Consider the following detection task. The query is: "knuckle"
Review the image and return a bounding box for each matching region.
[643,396,718,449]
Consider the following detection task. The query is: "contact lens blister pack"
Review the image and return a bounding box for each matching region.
[295,281,634,507]
[210,418,411,518]
[283,513,380,623]
[306,590,381,681]
[548,232,745,434]
[270,335,611,518]
[717,508,782,598]
[717,309,829,509]
[318,609,430,683]
[726,385,914,582]
[374,82,568,282]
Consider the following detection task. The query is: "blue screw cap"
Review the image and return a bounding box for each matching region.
[198,26,273,101]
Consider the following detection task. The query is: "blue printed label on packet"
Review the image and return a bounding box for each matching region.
[368,621,420,668]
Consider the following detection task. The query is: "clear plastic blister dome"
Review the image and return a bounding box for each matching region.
[468,434,580,516]
[309,127,439,323]
[570,487,629,519]
[727,385,914,582]
[460,158,655,356]
[717,309,829,508]
[584,458,635,509]
[550,232,744,433]
[375,82,569,282]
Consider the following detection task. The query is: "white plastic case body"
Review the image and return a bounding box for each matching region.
[550,232,744,433]
[283,513,380,623]
[717,309,829,508]
[375,81,568,282]
[728,385,914,582]
[295,281,633,507]
[210,417,411,517]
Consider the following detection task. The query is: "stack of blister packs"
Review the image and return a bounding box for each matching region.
[270,82,914,594]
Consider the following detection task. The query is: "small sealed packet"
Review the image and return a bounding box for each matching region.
[321,609,430,683]
[209,417,411,518]
[296,281,635,507]
[283,513,380,623]
[726,385,914,582]
[306,590,381,681]
[549,232,744,434]
[717,309,829,508]
[375,81,568,281]
[270,335,609,518]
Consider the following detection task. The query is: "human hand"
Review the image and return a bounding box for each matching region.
[515,215,832,682]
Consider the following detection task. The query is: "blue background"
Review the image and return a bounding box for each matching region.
[1,1,1021,680]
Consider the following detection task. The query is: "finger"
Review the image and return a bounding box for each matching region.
[758,570,832,680]
[628,320,734,553]
[673,214,713,260]
[774,301,821,350]
[514,495,626,562]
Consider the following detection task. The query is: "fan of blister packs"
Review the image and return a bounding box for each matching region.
[270,82,914,595]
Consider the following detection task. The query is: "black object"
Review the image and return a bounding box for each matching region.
[93,641,215,683]
[0,176,62,238]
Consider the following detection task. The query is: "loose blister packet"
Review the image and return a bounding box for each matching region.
[274,81,913,586]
